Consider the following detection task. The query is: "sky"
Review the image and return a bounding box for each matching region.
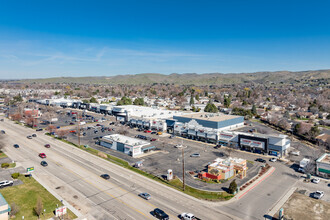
[0,0,330,79]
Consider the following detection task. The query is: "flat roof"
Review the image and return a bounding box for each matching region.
[317,153,330,164]
[102,134,149,147]
[176,112,242,122]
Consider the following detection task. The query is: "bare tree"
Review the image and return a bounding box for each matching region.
[34,196,43,218]
[10,202,19,217]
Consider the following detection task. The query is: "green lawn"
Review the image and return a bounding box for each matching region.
[0,175,77,220]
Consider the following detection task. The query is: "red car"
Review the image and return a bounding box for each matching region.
[69,130,76,133]
[39,153,46,158]
[144,130,152,133]
[44,144,50,148]
[150,138,157,142]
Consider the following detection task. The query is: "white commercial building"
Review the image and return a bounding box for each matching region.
[99,134,152,157]
[316,153,330,178]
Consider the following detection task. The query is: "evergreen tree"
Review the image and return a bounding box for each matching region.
[251,104,257,115]
[228,180,237,194]
[189,96,194,106]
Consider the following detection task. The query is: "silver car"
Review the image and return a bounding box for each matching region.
[138,192,151,200]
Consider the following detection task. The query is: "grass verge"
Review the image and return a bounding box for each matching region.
[0,151,7,158]
[0,175,77,220]
[46,133,233,201]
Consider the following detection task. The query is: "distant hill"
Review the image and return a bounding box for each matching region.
[18,69,330,85]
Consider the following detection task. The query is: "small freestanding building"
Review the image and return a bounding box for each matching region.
[0,193,10,220]
[100,134,151,157]
[316,153,330,178]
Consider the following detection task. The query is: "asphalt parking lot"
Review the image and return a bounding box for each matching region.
[63,120,278,191]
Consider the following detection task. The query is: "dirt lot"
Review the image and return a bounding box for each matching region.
[273,192,330,220]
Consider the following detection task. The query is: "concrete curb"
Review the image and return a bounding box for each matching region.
[234,166,276,200]
[267,187,297,217]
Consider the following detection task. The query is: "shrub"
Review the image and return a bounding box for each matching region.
[1,163,9,168]
[11,172,20,179]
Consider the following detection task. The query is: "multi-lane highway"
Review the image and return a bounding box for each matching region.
[0,118,237,220]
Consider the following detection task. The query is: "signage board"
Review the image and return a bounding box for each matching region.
[27,167,34,172]
[55,206,67,217]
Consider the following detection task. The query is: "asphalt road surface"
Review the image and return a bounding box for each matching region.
[0,118,237,220]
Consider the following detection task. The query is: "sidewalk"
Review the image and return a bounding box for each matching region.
[266,187,297,218]
[32,174,84,219]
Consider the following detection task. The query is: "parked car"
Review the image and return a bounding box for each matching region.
[40,161,48,167]
[190,153,200,157]
[27,135,32,139]
[214,144,221,149]
[151,131,157,135]
[312,191,324,199]
[44,144,50,148]
[100,174,110,180]
[291,151,300,156]
[0,130,5,134]
[144,130,152,133]
[150,138,157,142]
[69,122,75,125]
[312,178,320,184]
[180,213,197,220]
[32,134,37,137]
[0,180,13,188]
[298,167,305,173]
[138,192,151,200]
[109,122,115,125]
[255,158,266,163]
[36,128,43,131]
[13,144,19,148]
[153,208,169,220]
[69,130,76,133]
[269,158,277,162]
[39,153,47,158]
[157,131,163,135]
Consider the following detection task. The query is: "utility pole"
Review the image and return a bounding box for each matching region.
[182,146,185,191]
[77,112,81,147]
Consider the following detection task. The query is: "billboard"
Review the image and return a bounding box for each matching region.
[55,206,67,217]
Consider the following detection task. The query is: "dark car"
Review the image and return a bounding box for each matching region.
[36,128,43,131]
[32,134,37,137]
[40,161,48,167]
[214,144,222,149]
[13,144,19,148]
[255,158,266,163]
[44,144,50,148]
[100,174,110,180]
[0,130,5,134]
[153,208,169,220]
[69,122,75,125]
[151,131,157,135]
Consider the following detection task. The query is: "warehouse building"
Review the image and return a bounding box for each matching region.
[99,134,154,157]
[316,153,330,178]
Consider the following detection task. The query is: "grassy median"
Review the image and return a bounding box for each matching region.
[47,133,233,201]
[0,175,77,220]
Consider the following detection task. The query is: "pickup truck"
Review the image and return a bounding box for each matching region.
[0,180,13,188]
[180,213,200,220]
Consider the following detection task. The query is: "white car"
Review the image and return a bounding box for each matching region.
[312,178,320,184]
[0,180,13,188]
[291,151,300,156]
[269,158,277,162]
[313,191,324,199]
[181,213,196,220]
